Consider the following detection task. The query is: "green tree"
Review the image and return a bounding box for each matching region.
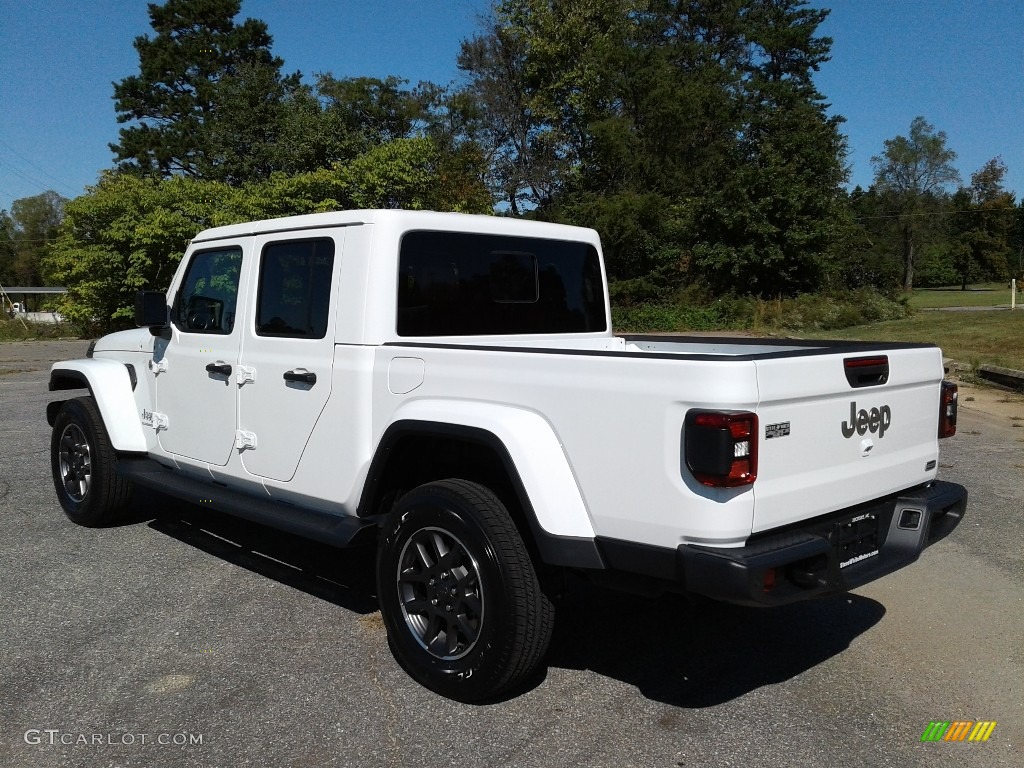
[950,157,1015,289]
[693,0,849,295]
[45,174,225,330]
[110,0,300,182]
[339,138,492,213]
[0,191,66,289]
[456,22,564,214]
[844,186,955,290]
[871,116,960,290]
[316,75,424,151]
[46,141,491,331]
[199,61,308,184]
[0,212,16,286]
[460,0,849,297]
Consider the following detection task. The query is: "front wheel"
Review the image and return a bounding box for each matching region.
[376,479,554,702]
[50,397,133,526]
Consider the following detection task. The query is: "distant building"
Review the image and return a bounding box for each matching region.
[2,286,67,322]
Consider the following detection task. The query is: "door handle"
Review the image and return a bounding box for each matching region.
[283,369,316,385]
[206,362,232,376]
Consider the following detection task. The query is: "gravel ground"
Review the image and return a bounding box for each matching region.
[0,340,1021,768]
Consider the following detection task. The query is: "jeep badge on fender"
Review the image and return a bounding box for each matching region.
[842,401,892,439]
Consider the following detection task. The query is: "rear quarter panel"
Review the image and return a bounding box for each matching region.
[372,345,761,548]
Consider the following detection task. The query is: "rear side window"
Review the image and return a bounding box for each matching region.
[175,246,242,334]
[256,239,335,338]
[398,231,606,336]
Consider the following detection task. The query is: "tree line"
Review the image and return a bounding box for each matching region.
[1,0,1020,331]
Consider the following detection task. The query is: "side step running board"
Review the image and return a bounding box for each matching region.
[117,457,375,547]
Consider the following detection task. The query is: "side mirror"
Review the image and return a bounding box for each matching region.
[135,290,168,335]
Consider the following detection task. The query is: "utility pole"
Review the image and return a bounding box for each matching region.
[0,281,30,330]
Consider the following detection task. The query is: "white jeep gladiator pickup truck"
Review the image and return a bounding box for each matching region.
[47,210,966,701]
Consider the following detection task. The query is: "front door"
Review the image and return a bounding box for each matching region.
[236,233,342,481]
[156,243,247,466]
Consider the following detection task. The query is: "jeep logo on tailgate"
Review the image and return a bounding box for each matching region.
[841,401,891,439]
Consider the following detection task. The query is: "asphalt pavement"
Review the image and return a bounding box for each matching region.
[0,341,1021,768]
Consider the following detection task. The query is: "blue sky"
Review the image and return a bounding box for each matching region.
[1,0,1021,215]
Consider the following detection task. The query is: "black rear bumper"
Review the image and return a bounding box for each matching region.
[595,480,967,607]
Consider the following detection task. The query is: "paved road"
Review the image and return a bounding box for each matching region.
[1,342,1021,767]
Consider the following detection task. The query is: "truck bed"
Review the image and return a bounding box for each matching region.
[388,333,934,359]
[373,334,944,547]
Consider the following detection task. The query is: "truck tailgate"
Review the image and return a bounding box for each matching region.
[752,346,944,533]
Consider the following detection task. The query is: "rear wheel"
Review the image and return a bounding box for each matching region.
[50,397,133,526]
[376,479,554,702]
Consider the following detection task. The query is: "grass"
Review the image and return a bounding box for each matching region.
[909,282,1021,309]
[0,318,79,341]
[809,309,1024,372]
[613,288,913,335]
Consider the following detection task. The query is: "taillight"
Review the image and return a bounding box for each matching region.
[939,381,958,438]
[684,411,758,487]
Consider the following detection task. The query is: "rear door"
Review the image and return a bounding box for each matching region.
[752,346,944,533]
[235,232,343,482]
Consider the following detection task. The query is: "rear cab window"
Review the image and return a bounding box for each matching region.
[397,231,606,336]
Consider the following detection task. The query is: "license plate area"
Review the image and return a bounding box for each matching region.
[835,512,880,569]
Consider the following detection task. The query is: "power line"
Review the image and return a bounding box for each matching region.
[0,138,80,196]
[0,161,57,193]
[0,161,79,201]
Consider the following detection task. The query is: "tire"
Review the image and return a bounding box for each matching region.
[50,397,133,526]
[376,479,554,702]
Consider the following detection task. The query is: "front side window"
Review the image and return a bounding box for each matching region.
[175,247,242,334]
[256,238,335,339]
[398,231,607,336]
